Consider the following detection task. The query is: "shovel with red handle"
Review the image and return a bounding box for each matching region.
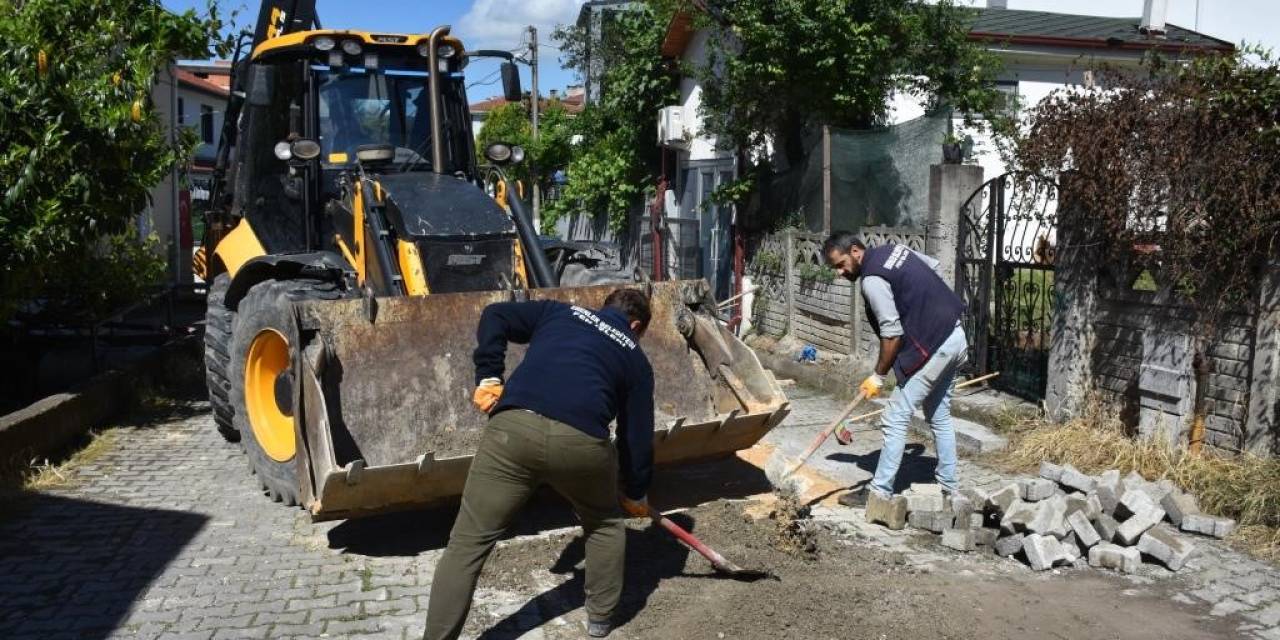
[642,504,776,581]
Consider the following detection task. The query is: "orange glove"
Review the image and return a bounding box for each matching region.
[619,495,650,518]
[472,378,503,413]
[859,373,884,399]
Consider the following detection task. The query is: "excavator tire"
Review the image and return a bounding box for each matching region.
[204,274,238,442]
[230,278,343,506]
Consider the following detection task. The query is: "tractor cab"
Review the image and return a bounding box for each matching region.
[227,29,530,296]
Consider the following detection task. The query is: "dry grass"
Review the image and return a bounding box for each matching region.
[992,399,1280,561]
[1,428,122,493]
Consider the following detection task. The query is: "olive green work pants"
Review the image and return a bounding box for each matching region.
[423,409,625,640]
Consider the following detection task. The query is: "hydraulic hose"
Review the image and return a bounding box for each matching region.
[503,178,558,288]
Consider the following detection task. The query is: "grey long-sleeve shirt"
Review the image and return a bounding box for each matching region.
[861,250,942,339]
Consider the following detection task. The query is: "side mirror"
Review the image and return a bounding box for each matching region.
[501,62,522,103]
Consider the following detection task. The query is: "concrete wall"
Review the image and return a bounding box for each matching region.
[1089,290,1258,450]
[749,227,927,359]
[1046,212,1280,454]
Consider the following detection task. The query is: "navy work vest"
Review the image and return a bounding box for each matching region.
[859,244,966,380]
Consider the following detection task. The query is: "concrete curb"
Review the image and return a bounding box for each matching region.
[0,334,200,463]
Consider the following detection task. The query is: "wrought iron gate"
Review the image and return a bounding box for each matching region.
[956,173,1058,401]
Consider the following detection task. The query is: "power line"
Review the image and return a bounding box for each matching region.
[467,69,501,89]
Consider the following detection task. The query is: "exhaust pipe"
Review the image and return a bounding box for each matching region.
[426,25,449,174]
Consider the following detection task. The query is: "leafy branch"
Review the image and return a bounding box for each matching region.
[1011,46,1280,329]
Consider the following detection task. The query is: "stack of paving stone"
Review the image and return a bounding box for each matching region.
[887,464,1236,574]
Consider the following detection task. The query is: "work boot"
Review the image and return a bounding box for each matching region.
[838,487,869,508]
[587,618,612,638]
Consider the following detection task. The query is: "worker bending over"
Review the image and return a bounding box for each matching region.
[822,232,969,506]
[423,288,655,640]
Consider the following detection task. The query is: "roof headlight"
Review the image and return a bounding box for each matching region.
[485,142,512,163]
[416,42,430,57]
[437,44,457,58]
[312,36,336,51]
[341,39,363,56]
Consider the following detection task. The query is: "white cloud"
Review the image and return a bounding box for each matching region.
[454,0,588,51]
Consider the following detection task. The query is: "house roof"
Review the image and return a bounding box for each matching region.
[969,8,1234,53]
[660,6,1234,59]
[175,69,229,99]
[660,9,697,58]
[469,92,585,115]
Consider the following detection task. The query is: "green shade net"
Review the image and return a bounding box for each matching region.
[755,112,949,232]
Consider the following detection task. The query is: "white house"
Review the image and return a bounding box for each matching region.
[891,2,1234,182]
[144,61,231,285]
[652,0,1232,300]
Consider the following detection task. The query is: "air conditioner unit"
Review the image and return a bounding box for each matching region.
[657,106,686,147]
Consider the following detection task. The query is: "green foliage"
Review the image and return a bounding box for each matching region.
[0,0,230,323]
[751,249,783,274]
[796,260,836,284]
[698,0,1000,164]
[31,229,168,324]
[545,4,677,232]
[708,174,754,208]
[1013,46,1280,326]
[476,100,574,192]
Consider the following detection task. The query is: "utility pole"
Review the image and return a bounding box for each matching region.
[528,25,541,229]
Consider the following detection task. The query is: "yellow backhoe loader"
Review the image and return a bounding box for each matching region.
[196,0,788,521]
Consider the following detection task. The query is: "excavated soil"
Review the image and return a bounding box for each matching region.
[472,498,1239,640]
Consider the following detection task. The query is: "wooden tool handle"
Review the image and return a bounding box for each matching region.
[780,371,1001,480]
[782,390,869,479]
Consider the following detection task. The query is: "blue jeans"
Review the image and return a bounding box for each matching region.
[871,325,969,497]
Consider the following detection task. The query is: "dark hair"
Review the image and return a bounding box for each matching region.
[822,231,865,255]
[604,288,652,330]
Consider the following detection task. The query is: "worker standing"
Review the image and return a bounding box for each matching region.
[423,289,656,640]
[822,232,969,508]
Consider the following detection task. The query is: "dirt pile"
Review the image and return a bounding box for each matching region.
[768,488,819,559]
[469,498,1238,639]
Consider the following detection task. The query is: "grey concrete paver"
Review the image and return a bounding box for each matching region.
[761,386,1280,639]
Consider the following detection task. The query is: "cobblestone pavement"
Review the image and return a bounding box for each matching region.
[2,387,1279,639]
[769,386,1280,640]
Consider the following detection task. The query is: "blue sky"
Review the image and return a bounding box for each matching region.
[163,0,1280,104]
[161,0,590,101]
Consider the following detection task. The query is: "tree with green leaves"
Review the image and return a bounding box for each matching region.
[476,100,574,198]
[545,4,677,233]
[0,0,229,324]
[698,0,1000,167]
[1012,47,1280,326]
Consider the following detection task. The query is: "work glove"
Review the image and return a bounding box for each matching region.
[472,377,503,413]
[858,373,884,399]
[619,495,650,518]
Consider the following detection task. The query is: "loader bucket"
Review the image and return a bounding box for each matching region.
[291,280,789,521]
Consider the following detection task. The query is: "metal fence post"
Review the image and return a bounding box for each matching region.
[783,228,796,335]
[822,125,832,234]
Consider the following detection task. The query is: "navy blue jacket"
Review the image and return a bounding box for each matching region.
[860,243,966,380]
[473,300,655,499]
